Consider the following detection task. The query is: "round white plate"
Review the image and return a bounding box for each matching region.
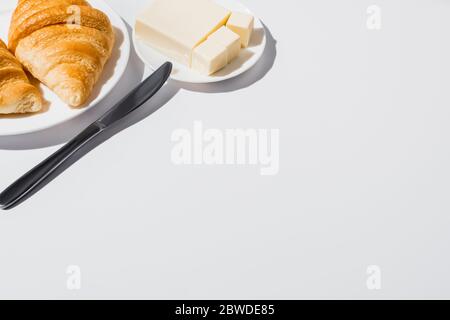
[0,0,131,136]
[133,0,266,84]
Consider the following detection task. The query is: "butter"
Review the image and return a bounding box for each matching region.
[208,26,241,63]
[136,0,231,66]
[192,37,228,75]
[226,12,254,48]
[192,26,241,75]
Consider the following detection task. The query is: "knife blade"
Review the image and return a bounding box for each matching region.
[0,62,172,210]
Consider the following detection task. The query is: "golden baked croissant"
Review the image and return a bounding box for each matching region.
[8,0,115,107]
[0,39,42,114]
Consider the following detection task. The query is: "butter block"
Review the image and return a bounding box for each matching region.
[136,0,231,66]
[192,37,228,75]
[208,26,241,63]
[226,12,254,48]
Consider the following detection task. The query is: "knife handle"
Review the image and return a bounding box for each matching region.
[0,123,104,210]
[0,62,173,210]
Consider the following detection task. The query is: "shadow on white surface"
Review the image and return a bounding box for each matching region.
[0,81,179,210]
[174,22,277,93]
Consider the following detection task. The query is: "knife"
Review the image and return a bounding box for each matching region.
[0,62,172,210]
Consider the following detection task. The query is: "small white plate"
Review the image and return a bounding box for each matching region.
[0,0,131,136]
[133,0,266,84]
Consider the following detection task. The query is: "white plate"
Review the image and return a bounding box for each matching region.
[133,0,266,84]
[0,0,131,136]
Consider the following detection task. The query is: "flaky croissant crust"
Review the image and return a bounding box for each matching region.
[9,0,113,53]
[8,0,115,107]
[0,39,42,114]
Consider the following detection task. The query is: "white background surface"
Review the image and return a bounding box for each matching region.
[1,0,450,299]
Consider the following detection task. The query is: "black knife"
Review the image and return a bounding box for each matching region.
[0,62,172,210]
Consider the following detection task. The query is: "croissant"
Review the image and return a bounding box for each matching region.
[8,0,115,107]
[0,39,42,114]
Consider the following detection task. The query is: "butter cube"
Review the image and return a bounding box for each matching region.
[226,12,254,48]
[136,0,231,66]
[208,26,241,63]
[192,38,228,75]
